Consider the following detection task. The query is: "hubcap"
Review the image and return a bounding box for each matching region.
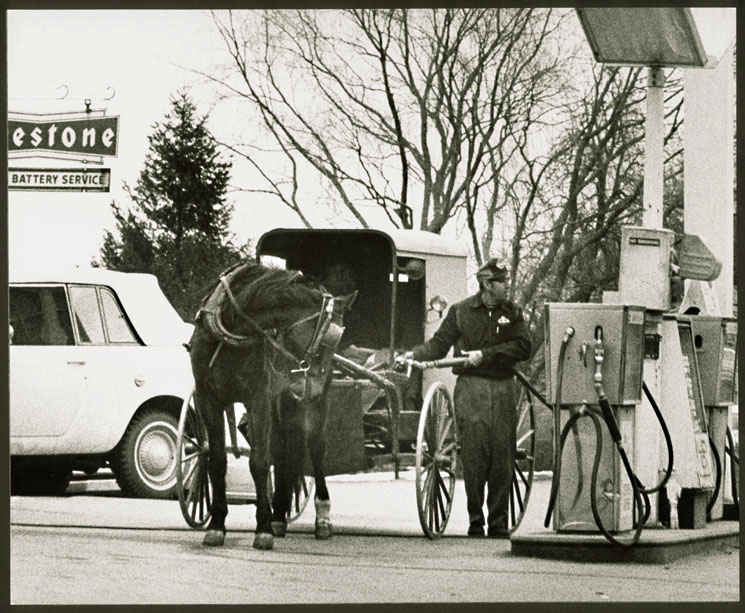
[136,423,177,489]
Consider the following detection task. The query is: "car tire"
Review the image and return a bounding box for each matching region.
[111,408,179,499]
[11,461,73,496]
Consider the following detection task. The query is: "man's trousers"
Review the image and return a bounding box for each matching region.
[453,375,518,532]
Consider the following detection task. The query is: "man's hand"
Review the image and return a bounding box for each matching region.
[463,349,484,367]
[394,350,414,368]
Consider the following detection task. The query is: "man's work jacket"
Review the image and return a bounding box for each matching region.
[411,292,532,380]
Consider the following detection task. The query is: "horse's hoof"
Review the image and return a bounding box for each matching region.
[271,521,287,538]
[315,522,333,540]
[253,532,274,550]
[203,529,226,547]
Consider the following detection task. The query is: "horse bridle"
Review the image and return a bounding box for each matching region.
[218,273,343,377]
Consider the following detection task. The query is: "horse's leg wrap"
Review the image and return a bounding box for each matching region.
[253,532,274,550]
[314,496,332,540]
[271,521,287,537]
[203,529,226,547]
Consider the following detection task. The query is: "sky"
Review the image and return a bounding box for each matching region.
[7,9,302,270]
[5,7,584,272]
[6,7,737,273]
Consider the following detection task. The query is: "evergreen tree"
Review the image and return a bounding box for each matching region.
[97,90,250,320]
[132,90,233,246]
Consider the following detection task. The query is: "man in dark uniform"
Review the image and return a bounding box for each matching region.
[398,259,532,538]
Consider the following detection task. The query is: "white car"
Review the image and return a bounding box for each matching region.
[9,267,194,498]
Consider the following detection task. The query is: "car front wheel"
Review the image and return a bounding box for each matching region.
[111,408,179,499]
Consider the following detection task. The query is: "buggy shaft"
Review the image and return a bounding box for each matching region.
[332,353,398,391]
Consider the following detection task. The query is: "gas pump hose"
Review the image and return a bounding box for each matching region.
[641,382,674,495]
[543,327,574,528]
[725,427,739,511]
[574,375,678,544]
[706,436,722,515]
[590,328,647,546]
[543,399,648,546]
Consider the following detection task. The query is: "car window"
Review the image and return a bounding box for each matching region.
[9,286,74,346]
[100,287,138,344]
[69,285,106,344]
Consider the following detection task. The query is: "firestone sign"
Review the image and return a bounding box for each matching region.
[8,113,119,159]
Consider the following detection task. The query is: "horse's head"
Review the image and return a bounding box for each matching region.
[225,264,356,401]
[279,289,357,401]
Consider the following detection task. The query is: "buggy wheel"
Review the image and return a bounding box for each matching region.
[176,390,213,529]
[509,390,536,533]
[416,382,458,540]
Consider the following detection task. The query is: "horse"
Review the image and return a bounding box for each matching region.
[186,260,356,550]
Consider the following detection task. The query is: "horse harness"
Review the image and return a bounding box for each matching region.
[195,262,344,395]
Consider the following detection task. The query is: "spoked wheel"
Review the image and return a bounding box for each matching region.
[176,389,213,529]
[509,389,536,533]
[416,382,458,540]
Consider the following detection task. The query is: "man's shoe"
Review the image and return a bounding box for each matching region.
[467,525,485,537]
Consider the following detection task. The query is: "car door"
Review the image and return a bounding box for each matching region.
[64,284,142,446]
[85,284,145,417]
[9,284,90,439]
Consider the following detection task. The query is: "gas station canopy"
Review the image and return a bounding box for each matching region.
[576,7,736,68]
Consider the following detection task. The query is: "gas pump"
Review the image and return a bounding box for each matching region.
[543,303,648,540]
[616,224,732,529]
[542,224,734,545]
[688,315,738,520]
[655,314,715,527]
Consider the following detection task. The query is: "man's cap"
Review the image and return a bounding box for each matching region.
[476,258,508,282]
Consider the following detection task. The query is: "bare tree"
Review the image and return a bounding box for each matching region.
[497,64,685,378]
[207,8,571,235]
[204,8,685,331]
[507,66,684,309]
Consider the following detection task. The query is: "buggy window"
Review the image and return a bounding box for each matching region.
[69,285,105,344]
[9,286,74,346]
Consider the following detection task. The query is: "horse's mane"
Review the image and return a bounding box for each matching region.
[220,261,322,328]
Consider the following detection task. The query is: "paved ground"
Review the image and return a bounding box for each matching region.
[9,469,740,604]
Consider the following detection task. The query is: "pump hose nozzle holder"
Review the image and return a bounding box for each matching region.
[593,330,622,444]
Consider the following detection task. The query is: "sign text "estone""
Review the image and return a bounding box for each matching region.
[9,116,119,157]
